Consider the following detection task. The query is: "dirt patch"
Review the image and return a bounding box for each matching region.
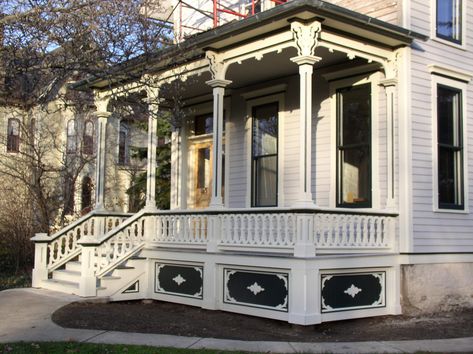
[52,301,473,342]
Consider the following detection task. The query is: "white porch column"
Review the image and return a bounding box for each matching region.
[95,111,111,211]
[380,78,397,210]
[145,99,159,211]
[290,20,322,208]
[206,50,231,209]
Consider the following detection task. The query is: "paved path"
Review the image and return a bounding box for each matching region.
[1,288,472,353]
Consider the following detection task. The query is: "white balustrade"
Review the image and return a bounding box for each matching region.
[314,213,395,250]
[151,214,208,245]
[220,213,296,249]
[95,215,147,276]
[40,212,131,272]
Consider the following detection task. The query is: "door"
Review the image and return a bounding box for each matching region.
[194,142,212,208]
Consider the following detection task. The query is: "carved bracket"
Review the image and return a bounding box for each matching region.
[206,50,228,81]
[291,20,322,57]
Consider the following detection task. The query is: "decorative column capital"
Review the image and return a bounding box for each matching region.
[290,55,322,67]
[206,50,230,82]
[380,78,398,87]
[95,111,112,120]
[206,78,232,88]
[291,20,322,57]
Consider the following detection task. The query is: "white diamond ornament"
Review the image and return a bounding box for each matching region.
[247,282,265,295]
[173,274,186,286]
[344,284,362,298]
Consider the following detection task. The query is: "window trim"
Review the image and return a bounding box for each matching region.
[251,102,279,208]
[432,75,469,213]
[6,118,21,153]
[432,0,466,48]
[335,83,372,208]
[245,93,285,208]
[329,73,380,210]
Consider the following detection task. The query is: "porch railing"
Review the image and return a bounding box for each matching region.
[31,210,132,273]
[146,208,398,255]
[32,207,397,296]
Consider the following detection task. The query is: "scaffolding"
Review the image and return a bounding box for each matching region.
[176,0,287,40]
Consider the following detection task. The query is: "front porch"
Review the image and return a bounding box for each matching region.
[31,1,425,324]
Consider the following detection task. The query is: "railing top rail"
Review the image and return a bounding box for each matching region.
[142,207,399,217]
[32,210,133,243]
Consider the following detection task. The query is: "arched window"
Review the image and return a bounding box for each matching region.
[118,121,129,165]
[83,120,94,155]
[66,120,76,153]
[7,118,20,153]
[81,176,93,213]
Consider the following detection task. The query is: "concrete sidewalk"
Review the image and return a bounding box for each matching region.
[0,288,472,353]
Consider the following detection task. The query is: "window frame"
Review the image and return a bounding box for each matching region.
[6,118,21,153]
[432,0,466,48]
[329,73,380,210]
[432,75,468,213]
[335,83,372,208]
[82,120,95,155]
[251,102,279,208]
[245,93,285,208]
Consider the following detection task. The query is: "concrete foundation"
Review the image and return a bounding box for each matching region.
[401,263,473,314]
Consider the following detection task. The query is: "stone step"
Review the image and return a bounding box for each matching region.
[65,261,82,272]
[53,269,81,282]
[42,278,79,295]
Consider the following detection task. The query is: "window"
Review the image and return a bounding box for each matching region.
[64,175,75,215]
[66,120,77,153]
[436,0,462,43]
[194,113,213,135]
[83,120,94,155]
[7,118,20,153]
[437,84,464,209]
[81,176,93,213]
[118,122,129,165]
[252,102,278,207]
[336,84,371,208]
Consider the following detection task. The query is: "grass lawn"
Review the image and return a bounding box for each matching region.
[0,342,251,354]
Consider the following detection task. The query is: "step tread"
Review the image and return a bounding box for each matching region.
[44,278,79,289]
[54,269,81,276]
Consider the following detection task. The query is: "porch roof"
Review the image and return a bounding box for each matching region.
[73,0,428,90]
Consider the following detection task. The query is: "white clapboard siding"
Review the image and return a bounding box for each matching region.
[409,0,473,252]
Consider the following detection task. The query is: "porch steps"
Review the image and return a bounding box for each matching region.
[98,257,147,298]
[52,269,81,283]
[42,278,79,294]
[65,261,82,272]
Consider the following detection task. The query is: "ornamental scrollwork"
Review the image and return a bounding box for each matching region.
[291,20,322,57]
